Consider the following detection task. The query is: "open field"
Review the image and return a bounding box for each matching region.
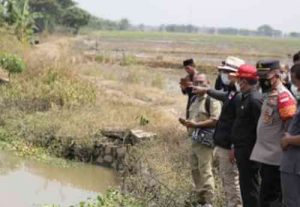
[80,31,300,67]
[1,30,299,206]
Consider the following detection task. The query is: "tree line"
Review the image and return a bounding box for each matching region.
[86,17,300,38]
[1,1,299,40]
[0,0,90,42]
[141,24,299,38]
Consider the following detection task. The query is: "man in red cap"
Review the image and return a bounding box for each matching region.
[231,64,263,207]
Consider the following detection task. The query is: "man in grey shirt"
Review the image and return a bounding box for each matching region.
[280,63,300,207]
[251,60,297,207]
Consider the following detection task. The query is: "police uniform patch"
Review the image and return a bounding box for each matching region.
[278,91,297,121]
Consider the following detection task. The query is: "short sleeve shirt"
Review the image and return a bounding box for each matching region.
[188,94,221,136]
[251,84,295,166]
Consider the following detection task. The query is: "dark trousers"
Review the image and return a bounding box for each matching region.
[235,147,260,207]
[281,172,300,207]
[260,164,282,207]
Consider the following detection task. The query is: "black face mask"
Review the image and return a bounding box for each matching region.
[259,78,272,93]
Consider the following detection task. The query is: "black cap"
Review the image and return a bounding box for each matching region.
[293,51,300,63]
[256,60,281,78]
[256,60,280,71]
[183,59,194,67]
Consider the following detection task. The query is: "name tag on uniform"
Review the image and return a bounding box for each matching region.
[263,106,274,124]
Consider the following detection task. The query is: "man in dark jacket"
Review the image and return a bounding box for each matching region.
[231,64,263,207]
[180,59,198,119]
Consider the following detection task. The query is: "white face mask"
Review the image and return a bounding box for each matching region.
[291,84,300,100]
[221,72,230,86]
[288,72,292,82]
[235,82,241,92]
[281,72,288,81]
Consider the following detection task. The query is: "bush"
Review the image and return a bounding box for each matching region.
[0,67,96,111]
[0,53,25,77]
[120,54,138,66]
[95,54,113,64]
[78,189,143,207]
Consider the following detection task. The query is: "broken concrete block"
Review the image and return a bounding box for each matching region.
[116,147,126,159]
[101,128,128,140]
[96,156,104,164]
[104,155,113,163]
[111,145,118,158]
[105,145,112,155]
[130,129,157,144]
[117,163,124,171]
[111,161,117,169]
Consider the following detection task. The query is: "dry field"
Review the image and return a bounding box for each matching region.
[2,30,300,206]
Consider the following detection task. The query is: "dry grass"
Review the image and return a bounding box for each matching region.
[0,31,184,145]
[0,31,228,206]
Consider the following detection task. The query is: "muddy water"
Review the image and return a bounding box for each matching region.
[0,151,118,207]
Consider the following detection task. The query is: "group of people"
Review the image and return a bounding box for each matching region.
[178,53,300,207]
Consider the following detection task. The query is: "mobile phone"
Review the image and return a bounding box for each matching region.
[178,117,186,124]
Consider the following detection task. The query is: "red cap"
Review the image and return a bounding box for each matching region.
[237,64,258,80]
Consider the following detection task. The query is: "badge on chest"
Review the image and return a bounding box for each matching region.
[263,106,274,124]
[263,96,277,124]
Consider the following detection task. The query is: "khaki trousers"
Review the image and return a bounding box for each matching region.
[215,146,242,207]
[190,142,215,204]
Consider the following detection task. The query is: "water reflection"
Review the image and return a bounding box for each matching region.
[0,151,118,207]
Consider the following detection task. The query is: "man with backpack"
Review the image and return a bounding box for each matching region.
[179,73,221,207]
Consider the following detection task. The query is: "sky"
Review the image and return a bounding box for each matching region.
[75,0,300,32]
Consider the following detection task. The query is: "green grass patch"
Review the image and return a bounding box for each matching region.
[0,127,78,167]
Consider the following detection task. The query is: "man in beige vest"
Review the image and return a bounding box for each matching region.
[179,74,221,207]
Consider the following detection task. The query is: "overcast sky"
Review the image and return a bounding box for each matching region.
[75,0,300,32]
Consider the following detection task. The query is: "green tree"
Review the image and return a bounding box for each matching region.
[61,7,90,34]
[12,0,40,42]
[57,0,75,9]
[257,24,274,36]
[28,0,60,32]
[119,18,130,30]
[5,0,19,25]
[3,0,40,42]
[0,2,4,25]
